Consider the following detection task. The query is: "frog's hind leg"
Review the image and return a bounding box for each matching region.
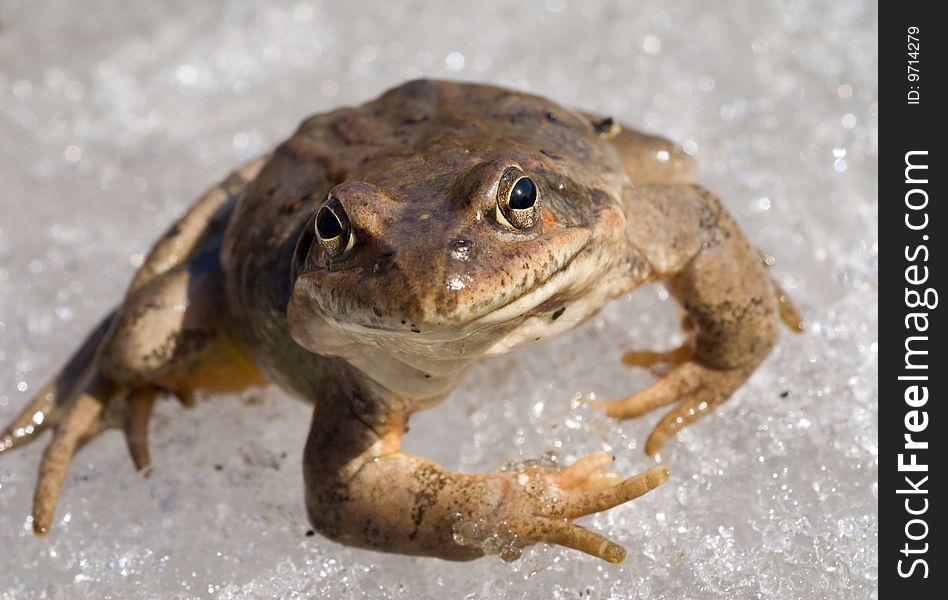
[1,157,268,535]
[5,269,262,536]
[15,261,259,535]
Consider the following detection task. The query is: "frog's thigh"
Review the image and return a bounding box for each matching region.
[610,127,697,185]
[100,265,260,395]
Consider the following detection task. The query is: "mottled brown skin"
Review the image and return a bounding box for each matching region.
[1,80,801,562]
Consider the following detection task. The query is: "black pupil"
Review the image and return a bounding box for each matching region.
[316,206,343,239]
[509,177,537,210]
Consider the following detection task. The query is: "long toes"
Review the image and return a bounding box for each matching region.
[776,287,806,332]
[543,518,627,563]
[572,470,620,492]
[595,380,680,419]
[503,516,627,564]
[556,451,613,489]
[565,465,670,517]
[763,258,805,332]
[0,382,57,454]
[32,378,115,536]
[645,396,716,456]
[125,388,156,471]
[621,343,694,372]
[594,363,702,420]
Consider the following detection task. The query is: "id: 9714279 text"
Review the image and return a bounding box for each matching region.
[907,26,920,104]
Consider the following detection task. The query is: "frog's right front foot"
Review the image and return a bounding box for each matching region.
[304,399,669,563]
[455,453,670,563]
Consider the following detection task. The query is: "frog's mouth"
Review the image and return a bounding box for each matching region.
[460,239,593,326]
[297,233,602,350]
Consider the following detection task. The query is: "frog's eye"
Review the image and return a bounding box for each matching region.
[496,168,540,230]
[315,195,355,259]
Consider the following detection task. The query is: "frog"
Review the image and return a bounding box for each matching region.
[1,79,802,564]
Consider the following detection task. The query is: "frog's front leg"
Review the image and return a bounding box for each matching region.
[596,184,801,455]
[303,384,669,563]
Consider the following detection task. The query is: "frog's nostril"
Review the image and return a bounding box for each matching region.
[449,239,476,262]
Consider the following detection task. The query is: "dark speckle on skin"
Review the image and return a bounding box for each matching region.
[540,149,563,161]
[281,196,303,214]
[592,117,614,135]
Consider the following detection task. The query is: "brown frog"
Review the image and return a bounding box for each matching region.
[1,80,802,563]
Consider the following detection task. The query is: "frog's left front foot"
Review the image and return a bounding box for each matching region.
[601,277,803,456]
[595,184,804,455]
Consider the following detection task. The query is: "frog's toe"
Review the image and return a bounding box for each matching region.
[498,461,669,563]
[620,342,694,376]
[644,395,717,456]
[595,361,752,455]
[123,388,156,471]
[620,311,695,375]
[759,252,806,333]
[503,516,628,564]
[32,376,117,535]
[555,450,614,488]
[593,364,692,420]
[1,314,115,457]
[19,374,160,535]
[775,283,806,332]
[0,381,57,455]
[559,464,670,517]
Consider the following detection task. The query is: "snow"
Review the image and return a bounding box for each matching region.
[0,0,877,597]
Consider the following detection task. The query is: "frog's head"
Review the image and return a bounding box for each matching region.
[287,82,630,357]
